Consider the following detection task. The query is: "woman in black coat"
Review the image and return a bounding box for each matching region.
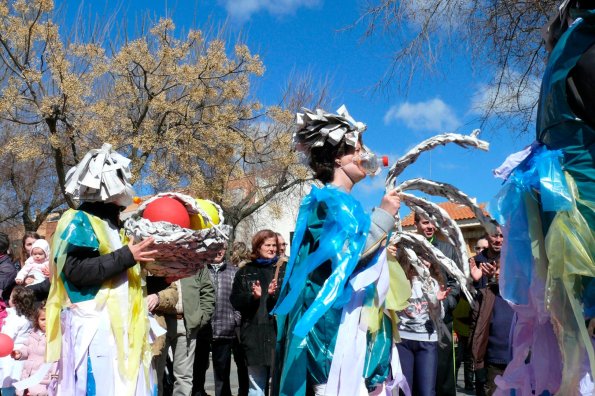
[230,229,283,396]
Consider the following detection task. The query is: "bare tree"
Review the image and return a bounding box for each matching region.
[0,125,64,231]
[357,0,558,132]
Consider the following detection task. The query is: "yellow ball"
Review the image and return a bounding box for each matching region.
[189,199,220,229]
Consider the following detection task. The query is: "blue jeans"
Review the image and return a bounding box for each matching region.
[397,338,438,396]
[247,365,269,396]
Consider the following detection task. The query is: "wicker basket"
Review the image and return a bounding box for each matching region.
[123,192,230,279]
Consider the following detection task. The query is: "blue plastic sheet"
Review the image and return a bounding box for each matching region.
[491,145,573,305]
[273,185,370,337]
[273,184,371,396]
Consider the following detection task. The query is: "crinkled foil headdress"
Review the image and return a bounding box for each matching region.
[294,105,367,157]
[64,143,134,206]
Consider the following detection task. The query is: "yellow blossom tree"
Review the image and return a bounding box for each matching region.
[0,0,319,237]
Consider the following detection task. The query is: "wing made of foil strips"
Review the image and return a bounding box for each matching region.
[389,231,474,303]
[397,178,497,236]
[385,131,488,189]
[399,192,470,278]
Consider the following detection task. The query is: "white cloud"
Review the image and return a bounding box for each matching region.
[384,98,461,132]
[221,0,320,21]
[470,67,540,117]
[357,171,390,194]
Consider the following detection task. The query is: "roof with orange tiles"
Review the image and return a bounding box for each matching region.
[401,201,489,227]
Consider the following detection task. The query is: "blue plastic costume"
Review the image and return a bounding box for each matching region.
[272,185,398,395]
[491,8,595,395]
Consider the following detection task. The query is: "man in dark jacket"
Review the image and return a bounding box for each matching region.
[468,227,505,395]
[470,227,503,290]
[469,264,514,396]
[414,213,461,396]
[0,232,17,302]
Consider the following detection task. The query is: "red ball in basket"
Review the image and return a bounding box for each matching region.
[0,333,14,357]
[142,197,191,228]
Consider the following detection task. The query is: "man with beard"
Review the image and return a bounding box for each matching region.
[470,227,504,289]
[468,227,510,396]
[414,213,461,396]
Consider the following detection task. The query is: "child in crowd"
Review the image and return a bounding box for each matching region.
[12,301,56,396]
[0,286,35,395]
[15,240,50,286]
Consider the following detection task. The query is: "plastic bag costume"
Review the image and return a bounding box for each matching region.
[46,144,154,396]
[491,5,595,395]
[272,107,411,396]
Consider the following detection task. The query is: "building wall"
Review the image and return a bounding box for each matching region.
[234,182,312,256]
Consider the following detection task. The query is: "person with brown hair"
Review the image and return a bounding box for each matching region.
[230,229,284,396]
[230,241,251,269]
[272,106,400,396]
[411,212,462,396]
[393,252,450,396]
[19,232,41,270]
[12,300,58,396]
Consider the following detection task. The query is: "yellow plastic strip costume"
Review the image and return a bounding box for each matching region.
[46,209,151,394]
[545,174,595,394]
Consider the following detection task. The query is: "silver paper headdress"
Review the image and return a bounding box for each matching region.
[294,105,366,156]
[64,143,134,206]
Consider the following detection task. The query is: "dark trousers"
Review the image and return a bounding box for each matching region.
[193,327,212,396]
[455,335,474,388]
[397,338,438,396]
[193,327,249,396]
[475,363,506,396]
[436,322,456,396]
[232,334,249,396]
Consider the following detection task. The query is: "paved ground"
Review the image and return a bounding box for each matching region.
[201,360,476,395]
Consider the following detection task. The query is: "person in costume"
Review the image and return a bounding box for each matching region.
[46,143,158,396]
[271,106,402,396]
[490,1,594,394]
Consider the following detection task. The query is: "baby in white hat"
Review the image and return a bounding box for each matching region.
[15,239,50,285]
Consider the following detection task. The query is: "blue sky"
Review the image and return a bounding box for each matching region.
[64,0,535,215]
